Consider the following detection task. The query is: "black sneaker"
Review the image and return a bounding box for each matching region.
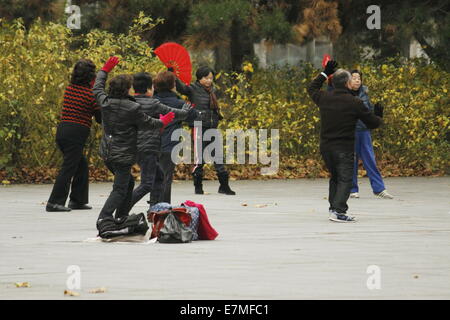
[328,211,356,223]
[46,202,71,212]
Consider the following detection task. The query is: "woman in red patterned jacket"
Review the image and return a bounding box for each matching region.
[46,59,101,212]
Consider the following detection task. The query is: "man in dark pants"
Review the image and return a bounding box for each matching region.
[307,61,383,222]
[151,71,198,205]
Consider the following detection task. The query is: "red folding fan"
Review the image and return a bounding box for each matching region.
[154,42,192,85]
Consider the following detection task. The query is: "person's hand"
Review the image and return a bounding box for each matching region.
[374,102,384,118]
[101,56,120,72]
[181,102,194,110]
[324,60,338,77]
[159,112,175,127]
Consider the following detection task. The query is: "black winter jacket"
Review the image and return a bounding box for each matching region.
[307,74,382,153]
[134,94,194,156]
[93,70,163,165]
[175,79,221,128]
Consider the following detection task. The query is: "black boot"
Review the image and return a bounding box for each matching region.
[218,172,236,195]
[193,172,204,194]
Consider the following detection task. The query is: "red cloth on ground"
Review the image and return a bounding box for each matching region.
[183,200,218,240]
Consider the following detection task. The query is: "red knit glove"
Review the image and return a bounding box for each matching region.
[159,112,175,127]
[101,56,120,72]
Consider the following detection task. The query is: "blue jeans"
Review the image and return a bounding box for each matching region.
[351,130,385,194]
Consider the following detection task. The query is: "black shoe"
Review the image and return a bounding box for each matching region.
[68,201,92,210]
[218,185,236,195]
[96,216,116,236]
[193,173,204,194]
[46,202,71,212]
[218,173,236,195]
[195,185,204,194]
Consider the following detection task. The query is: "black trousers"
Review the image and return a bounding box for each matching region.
[192,127,227,177]
[129,152,160,210]
[321,150,354,214]
[151,151,176,204]
[48,137,89,206]
[98,161,134,220]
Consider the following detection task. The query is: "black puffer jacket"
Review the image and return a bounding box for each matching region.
[134,94,195,156]
[93,70,163,165]
[175,79,221,128]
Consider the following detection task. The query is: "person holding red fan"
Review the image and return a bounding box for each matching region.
[155,42,235,195]
[174,66,236,196]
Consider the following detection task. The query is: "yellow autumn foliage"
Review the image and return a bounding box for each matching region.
[0,16,448,181]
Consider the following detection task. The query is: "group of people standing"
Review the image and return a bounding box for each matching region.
[46,56,236,234]
[46,54,393,231]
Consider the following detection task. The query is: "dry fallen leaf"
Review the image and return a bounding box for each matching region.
[89,287,107,294]
[255,204,268,208]
[64,290,80,297]
[15,282,30,288]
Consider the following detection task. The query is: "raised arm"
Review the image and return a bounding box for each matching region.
[307,73,327,105]
[92,70,109,107]
[307,60,338,105]
[93,56,120,108]
[175,78,192,97]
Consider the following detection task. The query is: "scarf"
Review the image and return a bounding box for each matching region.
[202,84,223,120]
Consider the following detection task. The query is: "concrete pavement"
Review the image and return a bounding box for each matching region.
[0,177,449,299]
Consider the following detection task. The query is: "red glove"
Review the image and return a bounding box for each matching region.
[322,54,331,68]
[159,112,175,127]
[102,56,120,72]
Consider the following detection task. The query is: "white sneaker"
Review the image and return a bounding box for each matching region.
[374,190,394,199]
[328,211,356,223]
[350,192,360,198]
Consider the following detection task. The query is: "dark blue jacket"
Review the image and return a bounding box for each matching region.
[154,91,197,153]
[354,85,373,131]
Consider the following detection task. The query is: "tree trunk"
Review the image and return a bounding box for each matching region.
[214,45,232,72]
